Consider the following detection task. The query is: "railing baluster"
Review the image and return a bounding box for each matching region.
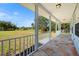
[9,39,11,56]
[33,35,34,51]
[23,37,25,56]
[32,35,33,52]
[30,35,32,52]
[31,35,32,52]
[29,35,31,54]
[1,41,4,56]
[14,39,16,56]
[28,36,30,54]
[27,36,28,55]
[19,38,21,56]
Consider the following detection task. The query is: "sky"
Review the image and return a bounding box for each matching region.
[0,3,35,27]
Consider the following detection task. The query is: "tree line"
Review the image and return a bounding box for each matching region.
[0,16,56,31]
[0,21,18,31]
[0,21,33,31]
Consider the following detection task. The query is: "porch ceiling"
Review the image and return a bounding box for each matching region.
[41,3,76,23]
[75,4,79,24]
[21,3,78,23]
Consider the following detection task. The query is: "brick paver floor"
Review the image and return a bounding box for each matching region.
[31,34,78,56]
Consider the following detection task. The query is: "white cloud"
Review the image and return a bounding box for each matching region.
[0,12,13,20]
[0,12,7,17]
[13,12,19,15]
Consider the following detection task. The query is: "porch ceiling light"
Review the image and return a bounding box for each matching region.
[56,3,62,8]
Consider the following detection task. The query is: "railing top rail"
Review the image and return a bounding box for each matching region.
[0,34,34,42]
[0,32,49,42]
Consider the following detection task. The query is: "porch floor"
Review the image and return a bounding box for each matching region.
[31,34,78,56]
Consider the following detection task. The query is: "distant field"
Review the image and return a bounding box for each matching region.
[0,29,56,40]
[0,29,34,40]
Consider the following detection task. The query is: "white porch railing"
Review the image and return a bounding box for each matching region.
[0,34,35,56]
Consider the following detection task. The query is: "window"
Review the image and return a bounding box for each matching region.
[75,23,79,37]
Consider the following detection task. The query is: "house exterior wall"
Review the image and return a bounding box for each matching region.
[73,34,79,54]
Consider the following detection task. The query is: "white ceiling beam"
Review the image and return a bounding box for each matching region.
[72,3,78,16]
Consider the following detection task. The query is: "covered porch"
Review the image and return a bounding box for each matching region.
[21,3,79,56]
[0,3,79,56]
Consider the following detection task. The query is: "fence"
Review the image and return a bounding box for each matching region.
[0,32,51,56]
[0,34,35,56]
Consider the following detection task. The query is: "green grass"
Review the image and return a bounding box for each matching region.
[0,29,34,40]
[0,29,50,55]
[0,29,35,55]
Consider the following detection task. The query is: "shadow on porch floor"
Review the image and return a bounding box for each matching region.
[31,34,78,56]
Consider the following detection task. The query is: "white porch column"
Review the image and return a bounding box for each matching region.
[59,22,61,35]
[70,21,72,35]
[73,14,76,39]
[72,13,76,40]
[59,23,61,33]
[35,4,39,51]
[49,15,51,40]
[70,22,71,34]
[56,22,57,36]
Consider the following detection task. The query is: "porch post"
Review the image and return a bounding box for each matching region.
[73,14,76,39]
[72,14,76,40]
[58,22,60,31]
[56,22,57,36]
[49,15,51,40]
[70,21,72,34]
[60,22,61,34]
[70,22,71,34]
[71,20,73,40]
[35,4,39,51]
[58,22,61,34]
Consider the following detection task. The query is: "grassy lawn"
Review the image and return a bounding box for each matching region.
[0,29,35,55]
[0,29,52,55]
[0,29,34,40]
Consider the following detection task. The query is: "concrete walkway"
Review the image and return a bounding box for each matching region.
[31,34,78,56]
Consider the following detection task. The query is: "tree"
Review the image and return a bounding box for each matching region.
[0,21,17,31]
[51,21,56,32]
[38,16,56,32]
[31,23,35,29]
[38,16,49,32]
